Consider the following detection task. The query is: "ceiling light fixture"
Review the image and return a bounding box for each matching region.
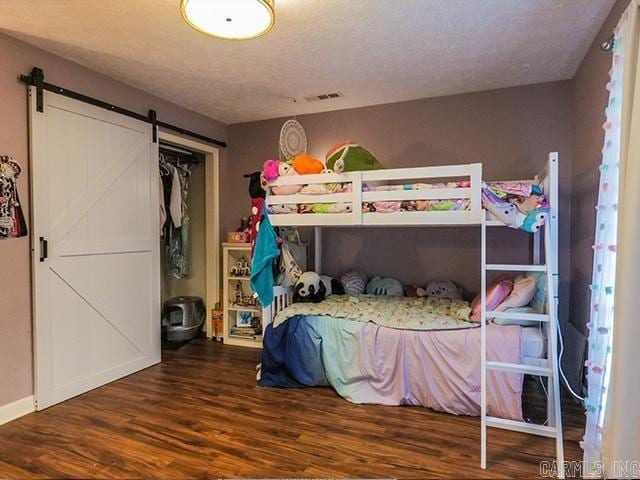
[180,0,275,40]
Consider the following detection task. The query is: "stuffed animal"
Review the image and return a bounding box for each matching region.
[278,162,291,175]
[404,284,427,298]
[292,154,324,175]
[425,279,463,300]
[271,161,302,196]
[293,272,344,303]
[522,210,547,233]
[325,142,385,173]
[262,159,281,181]
[245,171,266,199]
[366,276,404,296]
[341,269,367,295]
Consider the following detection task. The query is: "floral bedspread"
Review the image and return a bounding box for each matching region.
[272,294,477,331]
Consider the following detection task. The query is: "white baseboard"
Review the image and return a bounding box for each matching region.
[0,395,35,426]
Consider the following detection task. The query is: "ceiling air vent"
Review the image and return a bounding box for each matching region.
[304,92,344,102]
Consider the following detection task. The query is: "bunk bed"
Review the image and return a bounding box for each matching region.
[258,153,564,477]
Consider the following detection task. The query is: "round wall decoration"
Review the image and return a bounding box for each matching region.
[279,119,307,161]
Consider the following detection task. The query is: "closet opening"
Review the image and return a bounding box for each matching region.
[158,132,220,345]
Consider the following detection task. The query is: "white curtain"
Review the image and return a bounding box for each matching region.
[583,1,640,477]
[603,0,640,475]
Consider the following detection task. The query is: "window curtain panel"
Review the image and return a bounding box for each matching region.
[583,1,640,476]
[581,14,625,474]
[603,0,640,474]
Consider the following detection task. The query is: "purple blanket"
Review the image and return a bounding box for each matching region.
[260,315,524,420]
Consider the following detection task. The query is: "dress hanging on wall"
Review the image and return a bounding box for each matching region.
[0,156,27,239]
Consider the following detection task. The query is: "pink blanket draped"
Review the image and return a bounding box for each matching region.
[324,323,524,420]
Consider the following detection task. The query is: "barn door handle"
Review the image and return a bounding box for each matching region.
[39,237,48,262]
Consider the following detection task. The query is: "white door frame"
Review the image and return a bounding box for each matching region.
[158,131,220,337]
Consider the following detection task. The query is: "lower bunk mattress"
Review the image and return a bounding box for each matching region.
[259,315,528,420]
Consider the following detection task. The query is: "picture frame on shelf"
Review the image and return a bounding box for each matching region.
[237,311,254,327]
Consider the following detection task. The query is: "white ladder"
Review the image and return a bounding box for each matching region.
[480,154,564,478]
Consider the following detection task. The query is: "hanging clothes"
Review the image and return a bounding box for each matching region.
[159,176,167,231]
[169,163,182,228]
[0,156,27,239]
[159,153,172,234]
[160,157,191,279]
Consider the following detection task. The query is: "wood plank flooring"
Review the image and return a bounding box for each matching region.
[0,340,584,478]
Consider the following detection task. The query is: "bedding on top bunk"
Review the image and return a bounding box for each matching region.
[259,312,524,420]
[267,177,550,232]
[268,199,469,215]
[482,182,549,233]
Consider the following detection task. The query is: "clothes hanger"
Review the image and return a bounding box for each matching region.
[159,153,172,176]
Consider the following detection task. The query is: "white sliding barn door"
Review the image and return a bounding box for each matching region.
[30,88,161,410]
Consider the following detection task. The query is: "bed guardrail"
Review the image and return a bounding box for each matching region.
[266,163,483,226]
[262,286,293,331]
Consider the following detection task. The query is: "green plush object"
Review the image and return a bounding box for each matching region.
[325,143,385,173]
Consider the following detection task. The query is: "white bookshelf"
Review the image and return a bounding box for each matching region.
[222,243,263,348]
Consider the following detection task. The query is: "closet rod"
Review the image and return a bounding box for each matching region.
[19,67,227,149]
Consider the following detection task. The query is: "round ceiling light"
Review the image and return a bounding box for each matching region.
[181,0,275,40]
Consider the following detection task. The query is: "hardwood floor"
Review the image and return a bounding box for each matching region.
[0,340,583,479]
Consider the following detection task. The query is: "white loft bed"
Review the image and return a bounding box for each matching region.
[261,152,564,477]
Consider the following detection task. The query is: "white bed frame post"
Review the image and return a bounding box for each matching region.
[480,214,487,469]
[546,152,564,477]
[314,226,322,273]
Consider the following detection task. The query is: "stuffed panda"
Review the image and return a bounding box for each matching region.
[294,272,344,303]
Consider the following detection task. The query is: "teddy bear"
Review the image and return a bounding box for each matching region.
[404,285,427,298]
[425,279,463,300]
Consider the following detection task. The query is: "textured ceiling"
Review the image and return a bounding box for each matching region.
[0,0,615,124]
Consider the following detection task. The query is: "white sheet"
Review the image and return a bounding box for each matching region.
[522,325,546,366]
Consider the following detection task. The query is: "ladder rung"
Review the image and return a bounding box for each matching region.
[485,264,547,272]
[486,361,552,376]
[486,416,556,438]
[485,311,549,322]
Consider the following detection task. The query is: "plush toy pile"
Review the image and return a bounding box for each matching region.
[296,268,466,303]
[260,141,385,193]
[290,267,546,326]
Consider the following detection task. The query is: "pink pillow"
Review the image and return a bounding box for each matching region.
[495,274,536,311]
[470,278,513,322]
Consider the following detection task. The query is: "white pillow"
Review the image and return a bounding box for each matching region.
[495,274,536,311]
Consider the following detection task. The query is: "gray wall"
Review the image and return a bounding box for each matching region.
[225,82,573,308]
